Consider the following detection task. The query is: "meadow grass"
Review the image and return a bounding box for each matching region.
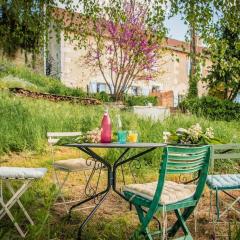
[0,89,240,157]
[0,60,86,97]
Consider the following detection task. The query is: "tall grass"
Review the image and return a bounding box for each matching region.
[1,90,240,157]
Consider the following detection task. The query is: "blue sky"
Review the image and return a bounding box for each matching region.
[165,14,188,41]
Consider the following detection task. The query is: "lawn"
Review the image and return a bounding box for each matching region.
[0,64,240,239]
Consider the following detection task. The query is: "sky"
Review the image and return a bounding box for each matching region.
[165,15,188,41]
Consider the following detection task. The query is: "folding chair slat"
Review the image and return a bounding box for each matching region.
[168,152,206,161]
[168,145,208,154]
[213,153,240,160]
[167,159,204,167]
[167,165,203,174]
[47,132,82,137]
[213,144,240,150]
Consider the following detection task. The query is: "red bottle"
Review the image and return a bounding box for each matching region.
[101,109,112,143]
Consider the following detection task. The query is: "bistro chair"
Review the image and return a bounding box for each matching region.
[206,144,240,236]
[0,167,47,238]
[123,145,211,240]
[47,132,101,213]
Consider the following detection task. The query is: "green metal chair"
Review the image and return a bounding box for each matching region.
[123,145,211,240]
[206,144,240,238]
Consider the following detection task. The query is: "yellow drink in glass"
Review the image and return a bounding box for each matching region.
[128,131,138,143]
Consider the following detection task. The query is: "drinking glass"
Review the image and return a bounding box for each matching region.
[128,131,138,143]
[117,130,127,144]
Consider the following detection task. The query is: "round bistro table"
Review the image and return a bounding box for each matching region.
[65,142,166,239]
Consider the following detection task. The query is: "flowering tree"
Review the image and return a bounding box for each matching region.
[85,2,164,101]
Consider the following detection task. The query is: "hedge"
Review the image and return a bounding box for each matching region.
[179,96,240,121]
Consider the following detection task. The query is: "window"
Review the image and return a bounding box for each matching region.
[0,7,2,19]
[88,82,97,93]
[130,86,142,96]
[97,83,107,93]
[234,93,240,103]
[152,86,160,92]
[187,58,191,76]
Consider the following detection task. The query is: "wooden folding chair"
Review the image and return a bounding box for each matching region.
[47,132,102,213]
[123,145,211,240]
[0,167,47,238]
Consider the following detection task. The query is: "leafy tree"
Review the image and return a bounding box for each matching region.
[205,23,240,101]
[84,1,165,100]
[0,0,67,68]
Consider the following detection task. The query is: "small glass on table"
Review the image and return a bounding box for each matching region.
[128,131,138,143]
[117,130,127,144]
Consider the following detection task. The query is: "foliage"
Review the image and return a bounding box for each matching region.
[179,96,240,122]
[168,1,240,99]
[91,91,112,102]
[165,123,222,145]
[0,0,60,67]
[56,128,101,145]
[84,1,165,101]
[123,95,157,106]
[204,24,240,101]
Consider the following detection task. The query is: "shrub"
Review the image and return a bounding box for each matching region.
[123,95,158,106]
[91,91,111,102]
[179,96,240,121]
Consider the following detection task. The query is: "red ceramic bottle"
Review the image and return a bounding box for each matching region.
[100,109,112,143]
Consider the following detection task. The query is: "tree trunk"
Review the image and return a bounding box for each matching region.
[188,24,198,98]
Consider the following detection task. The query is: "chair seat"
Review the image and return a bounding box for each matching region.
[206,174,240,190]
[0,167,47,179]
[123,181,196,205]
[53,158,99,172]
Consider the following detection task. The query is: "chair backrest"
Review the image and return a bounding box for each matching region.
[211,143,240,173]
[164,145,210,174]
[157,145,211,201]
[212,144,240,160]
[47,132,82,145]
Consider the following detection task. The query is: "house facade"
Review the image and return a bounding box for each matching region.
[46,29,210,106]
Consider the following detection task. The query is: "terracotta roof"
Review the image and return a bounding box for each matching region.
[165,37,204,53]
[52,7,205,54]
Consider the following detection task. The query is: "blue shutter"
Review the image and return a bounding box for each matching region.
[142,87,150,96]
[89,82,97,93]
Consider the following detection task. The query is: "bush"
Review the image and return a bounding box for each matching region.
[123,95,157,106]
[179,96,240,121]
[91,91,112,102]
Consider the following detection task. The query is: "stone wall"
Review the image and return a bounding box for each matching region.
[0,50,44,74]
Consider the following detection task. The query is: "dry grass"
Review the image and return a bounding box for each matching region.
[1,149,239,240]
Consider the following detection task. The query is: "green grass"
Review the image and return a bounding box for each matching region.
[0,60,86,97]
[1,89,240,158]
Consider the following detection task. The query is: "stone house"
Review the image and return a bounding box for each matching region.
[2,7,211,106]
[46,23,210,106]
